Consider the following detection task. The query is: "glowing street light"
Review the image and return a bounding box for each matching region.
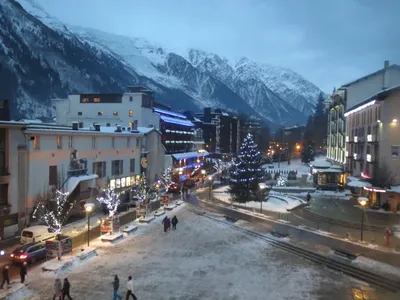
[357,197,369,241]
[201,170,206,175]
[296,144,301,150]
[84,203,95,247]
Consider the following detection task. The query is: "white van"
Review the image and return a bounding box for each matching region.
[20,226,55,244]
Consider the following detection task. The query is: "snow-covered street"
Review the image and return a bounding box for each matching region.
[6,204,396,300]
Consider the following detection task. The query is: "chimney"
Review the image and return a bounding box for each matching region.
[132,120,138,130]
[115,125,122,132]
[94,124,101,131]
[71,121,79,130]
[383,60,390,89]
[204,107,211,123]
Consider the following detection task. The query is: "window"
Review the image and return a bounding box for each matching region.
[111,137,115,148]
[127,137,130,147]
[78,112,83,116]
[113,112,118,116]
[93,161,106,178]
[56,136,62,149]
[136,138,140,148]
[49,166,58,186]
[3,213,18,227]
[130,159,135,173]
[68,136,73,149]
[111,160,123,176]
[92,137,96,149]
[0,184,8,206]
[82,98,89,103]
[93,97,101,103]
[33,136,40,149]
[129,110,133,117]
[98,112,103,116]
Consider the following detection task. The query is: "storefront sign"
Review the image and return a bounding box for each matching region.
[141,156,148,168]
[45,237,72,258]
[392,145,399,160]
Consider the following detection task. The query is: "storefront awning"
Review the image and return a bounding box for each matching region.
[172,151,209,160]
[64,174,98,194]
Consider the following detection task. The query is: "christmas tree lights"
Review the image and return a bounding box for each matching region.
[276,173,288,187]
[96,188,120,218]
[159,168,173,189]
[229,133,263,202]
[33,190,73,235]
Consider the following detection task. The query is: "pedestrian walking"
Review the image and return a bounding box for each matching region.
[306,192,311,202]
[113,275,122,300]
[1,266,10,289]
[162,216,169,233]
[62,278,72,300]
[385,227,392,246]
[167,218,171,231]
[20,262,27,284]
[172,216,178,230]
[53,278,62,300]
[126,276,137,300]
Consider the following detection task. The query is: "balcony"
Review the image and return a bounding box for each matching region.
[68,157,88,177]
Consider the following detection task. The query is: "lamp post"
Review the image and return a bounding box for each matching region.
[208,175,213,201]
[84,203,95,247]
[358,197,369,242]
[258,183,270,214]
[201,169,206,187]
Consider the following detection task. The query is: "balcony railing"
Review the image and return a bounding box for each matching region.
[68,157,88,177]
[367,134,378,143]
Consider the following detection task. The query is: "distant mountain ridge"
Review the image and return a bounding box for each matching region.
[1,0,326,127]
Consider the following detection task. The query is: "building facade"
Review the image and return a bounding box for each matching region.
[345,86,400,184]
[0,121,148,239]
[326,89,346,165]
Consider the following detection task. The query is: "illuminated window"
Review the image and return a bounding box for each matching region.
[93,97,101,103]
[98,112,103,116]
[82,98,89,103]
[113,112,118,116]
[56,136,62,149]
[33,136,40,149]
[129,122,133,127]
[129,110,133,117]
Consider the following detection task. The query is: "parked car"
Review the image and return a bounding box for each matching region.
[10,242,46,264]
[167,183,181,193]
[316,183,344,192]
[20,225,55,244]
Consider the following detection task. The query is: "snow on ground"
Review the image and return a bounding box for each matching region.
[262,156,328,175]
[6,205,371,300]
[213,186,305,213]
[352,256,400,279]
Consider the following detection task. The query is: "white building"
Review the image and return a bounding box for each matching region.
[52,87,160,129]
[0,120,153,238]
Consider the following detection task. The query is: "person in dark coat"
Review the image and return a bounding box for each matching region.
[306,192,311,202]
[62,278,72,300]
[112,275,122,300]
[162,216,169,233]
[20,262,27,283]
[171,216,178,230]
[1,265,10,288]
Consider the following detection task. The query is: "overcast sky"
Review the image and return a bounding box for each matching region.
[35,0,399,93]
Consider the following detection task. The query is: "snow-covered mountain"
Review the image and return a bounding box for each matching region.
[3,0,326,127]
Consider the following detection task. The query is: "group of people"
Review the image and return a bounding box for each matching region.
[162,215,179,233]
[53,278,72,300]
[1,261,28,289]
[112,275,137,300]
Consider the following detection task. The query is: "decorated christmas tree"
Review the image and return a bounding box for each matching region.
[229,133,263,202]
[276,173,288,187]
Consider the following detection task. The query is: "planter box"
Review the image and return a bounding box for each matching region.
[175,201,184,206]
[164,204,177,211]
[101,233,124,243]
[139,216,155,223]
[122,225,138,235]
[154,210,165,217]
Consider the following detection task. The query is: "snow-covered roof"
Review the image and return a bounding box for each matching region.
[153,107,187,119]
[387,185,400,193]
[64,174,98,194]
[347,180,372,188]
[310,161,332,168]
[160,115,194,127]
[172,151,209,160]
[19,119,43,123]
[137,126,156,134]
[24,124,145,136]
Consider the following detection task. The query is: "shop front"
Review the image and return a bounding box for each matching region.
[109,175,142,202]
[171,150,209,183]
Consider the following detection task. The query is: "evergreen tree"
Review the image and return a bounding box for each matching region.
[312,93,328,148]
[301,141,315,163]
[229,134,263,202]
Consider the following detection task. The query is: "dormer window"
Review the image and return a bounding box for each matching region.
[98,112,103,116]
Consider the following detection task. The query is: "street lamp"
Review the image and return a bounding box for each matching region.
[358,197,369,242]
[208,175,213,201]
[84,203,95,247]
[258,183,270,214]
